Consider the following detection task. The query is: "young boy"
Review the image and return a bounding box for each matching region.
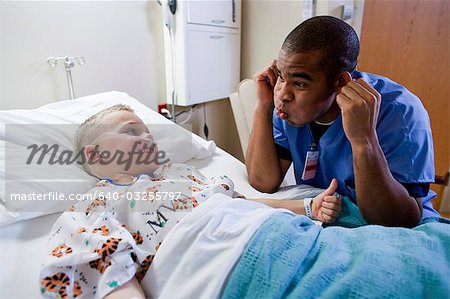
[39,105,342,298]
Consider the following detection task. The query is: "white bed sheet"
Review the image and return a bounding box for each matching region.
[0,146,325,299]
[0,146,266,299]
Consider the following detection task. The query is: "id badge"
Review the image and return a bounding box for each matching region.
[301,151,319,180]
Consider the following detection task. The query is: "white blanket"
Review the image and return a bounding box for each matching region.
[144,194,292,299]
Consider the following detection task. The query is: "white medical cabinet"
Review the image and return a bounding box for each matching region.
[163,0,241,106]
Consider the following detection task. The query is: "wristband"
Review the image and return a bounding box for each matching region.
[304,197,313,219]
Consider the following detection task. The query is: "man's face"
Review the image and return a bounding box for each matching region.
[92,111,160,176]
[274,50,338,127]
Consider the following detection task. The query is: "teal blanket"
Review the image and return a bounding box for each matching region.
[221,213,450,299]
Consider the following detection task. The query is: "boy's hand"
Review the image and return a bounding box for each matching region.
[311,179,342,223]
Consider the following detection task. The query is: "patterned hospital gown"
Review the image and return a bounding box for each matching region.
[39,163,236,299]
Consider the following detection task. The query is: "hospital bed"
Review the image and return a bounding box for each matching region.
[1,92,449,298]
[0,91,266,297]
[0,91,313,298]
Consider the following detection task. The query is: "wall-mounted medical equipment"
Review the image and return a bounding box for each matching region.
[162,0,241,107]
[47,56,85,100]
[341,4,353,21]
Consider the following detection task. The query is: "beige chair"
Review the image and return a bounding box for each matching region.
[440,179,450,217]
[229,79,256,156]
[229,79,295,186]
[433,170,450,218]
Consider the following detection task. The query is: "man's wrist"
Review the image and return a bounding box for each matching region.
[349,133,379,152]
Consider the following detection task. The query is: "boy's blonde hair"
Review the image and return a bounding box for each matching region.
[74,104,134,175]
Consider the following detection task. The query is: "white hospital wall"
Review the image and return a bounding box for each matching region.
[240,0,364,80]
[0,0,365,162]
[240,0,307,80]
[315,0,364,37]
[0,1,165,110]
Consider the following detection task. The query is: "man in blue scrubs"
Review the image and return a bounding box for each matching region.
[246,16,439,227]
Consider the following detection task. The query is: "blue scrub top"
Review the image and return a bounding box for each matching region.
[273,70,439,219]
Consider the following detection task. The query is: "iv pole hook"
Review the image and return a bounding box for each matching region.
[47,56,85,100]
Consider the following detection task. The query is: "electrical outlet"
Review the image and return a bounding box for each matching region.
[158,103,167,114]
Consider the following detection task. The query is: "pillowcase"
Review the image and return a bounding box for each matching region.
[0,91,215,226]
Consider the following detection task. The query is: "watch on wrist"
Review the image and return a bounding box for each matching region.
[304,197,313,219]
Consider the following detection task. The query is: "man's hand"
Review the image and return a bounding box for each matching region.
[247,59,288,193]
[253,60,278,111]
[336,74,382,146]
[312,179,342,223]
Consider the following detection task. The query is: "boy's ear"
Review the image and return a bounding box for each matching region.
[334,71,353,94]
[84,145,100,163]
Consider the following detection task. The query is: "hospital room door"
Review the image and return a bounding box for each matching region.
[358,0,449,207]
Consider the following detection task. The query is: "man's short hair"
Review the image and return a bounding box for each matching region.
[281,16,360,79]
[74,104,134,175]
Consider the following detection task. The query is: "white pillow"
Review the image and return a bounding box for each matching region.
[0,91,215,226]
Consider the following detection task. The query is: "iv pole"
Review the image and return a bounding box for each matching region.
[47,56,85,100]
[161,0,177,123]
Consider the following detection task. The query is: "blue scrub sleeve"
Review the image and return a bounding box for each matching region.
[376,98,435,184]
[401,183,430,198]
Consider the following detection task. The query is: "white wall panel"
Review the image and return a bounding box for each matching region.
[0,1,165,110]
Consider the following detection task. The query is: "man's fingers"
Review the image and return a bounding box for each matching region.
[340,82,368,104]
[254,60,279,87]
[270,62,280,86]
[265,72,277,87]
[266,60,278,86]
[344,80,371,99]
[356,78,381,102]
[254,69,276,87]
[336,93,353,111]
[344,79,381,112]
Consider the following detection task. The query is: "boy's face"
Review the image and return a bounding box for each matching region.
[87,111,160,179]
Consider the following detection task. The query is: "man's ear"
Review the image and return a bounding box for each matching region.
[84,145,100,163]
[334,71,353,94]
